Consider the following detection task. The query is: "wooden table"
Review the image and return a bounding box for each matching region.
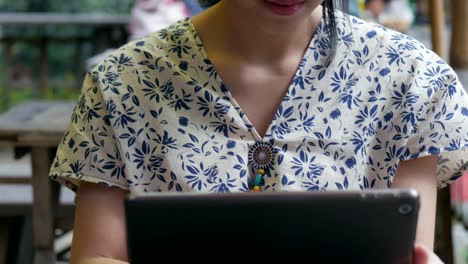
[0,100,74,264]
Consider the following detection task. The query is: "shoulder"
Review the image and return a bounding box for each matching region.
[334,11,459,92]
[344,12,442,69]
[89,18,198,77]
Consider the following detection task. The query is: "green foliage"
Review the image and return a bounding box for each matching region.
[0,0,135,13]
[0,0,134,109]
[0,83,81,112]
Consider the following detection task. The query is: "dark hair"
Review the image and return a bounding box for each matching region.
[322,0,343,57]
[197,0,219,8]
[197,0,345,55]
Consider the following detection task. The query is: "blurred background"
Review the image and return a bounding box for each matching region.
[0,0,467,263]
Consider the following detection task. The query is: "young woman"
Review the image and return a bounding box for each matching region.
[50,0,467,263]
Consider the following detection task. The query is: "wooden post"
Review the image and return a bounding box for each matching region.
[450,0,468,68]
[38,37,48,98]
[31,147,60,264]
[75,38,83,90]
[429,2,454,263]
[2,41,13,111]
[435,188,454,264]
[429,0,447,59]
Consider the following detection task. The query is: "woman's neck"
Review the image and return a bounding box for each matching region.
[192,2,323,66]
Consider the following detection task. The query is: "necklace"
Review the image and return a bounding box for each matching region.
[248,141,275,191]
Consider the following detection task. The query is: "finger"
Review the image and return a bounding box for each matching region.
[413,244,429,264]
[413,244,444,264]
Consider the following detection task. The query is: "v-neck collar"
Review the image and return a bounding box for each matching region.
[187,16,324,141]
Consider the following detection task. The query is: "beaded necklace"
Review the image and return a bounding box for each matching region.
[248,141,275,192]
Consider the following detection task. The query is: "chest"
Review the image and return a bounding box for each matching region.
[215,64,299,138]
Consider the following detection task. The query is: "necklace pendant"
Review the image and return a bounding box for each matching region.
[248,141,275,170]
[248,141,275,192]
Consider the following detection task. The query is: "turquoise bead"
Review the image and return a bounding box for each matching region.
[253,174,263,186]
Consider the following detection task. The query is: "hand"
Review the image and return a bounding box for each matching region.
[413,244,444,264]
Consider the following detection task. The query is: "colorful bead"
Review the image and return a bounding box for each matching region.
[253,186,260,192]
[253,174,263,186]
[258,169,265,175]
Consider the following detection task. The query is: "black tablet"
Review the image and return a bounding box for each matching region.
[125,189,420,264]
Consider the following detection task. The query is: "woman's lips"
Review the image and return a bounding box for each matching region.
[264,0,305,16]
[267,0,304,5]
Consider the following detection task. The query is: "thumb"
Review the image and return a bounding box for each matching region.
[413,244,444,264]
[413,244,429,264]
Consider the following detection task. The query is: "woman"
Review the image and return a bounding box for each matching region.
[50,0,467,263]
[127,0,190,41]
[365,0,386,18]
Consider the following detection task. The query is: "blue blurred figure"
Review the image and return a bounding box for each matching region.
[348,0,361,17]
[182,0,205,16]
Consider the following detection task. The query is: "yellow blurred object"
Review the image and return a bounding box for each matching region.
[358,0,366,12]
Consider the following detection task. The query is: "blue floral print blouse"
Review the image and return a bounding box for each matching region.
[50,11,468,193]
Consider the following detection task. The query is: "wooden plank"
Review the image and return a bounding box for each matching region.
[0,178,31,184]
[450,0,468,68]
[0,101,56,130]
[0,137,62,147]
[0,100,74,135]
[0,135,62,147]
[0,13,129,26]
[17,134,64,147]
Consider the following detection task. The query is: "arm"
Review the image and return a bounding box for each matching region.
[70,182,130,264]
[392,155,438,249]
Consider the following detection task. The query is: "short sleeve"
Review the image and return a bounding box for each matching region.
[49,65,130,192]
[398,55,468,188]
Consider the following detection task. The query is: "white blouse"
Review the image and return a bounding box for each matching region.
[50,11,468,193]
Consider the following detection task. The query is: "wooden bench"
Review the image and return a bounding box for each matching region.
[0,142,84,263]
[0,183,75,264]
[0,100,76,264]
